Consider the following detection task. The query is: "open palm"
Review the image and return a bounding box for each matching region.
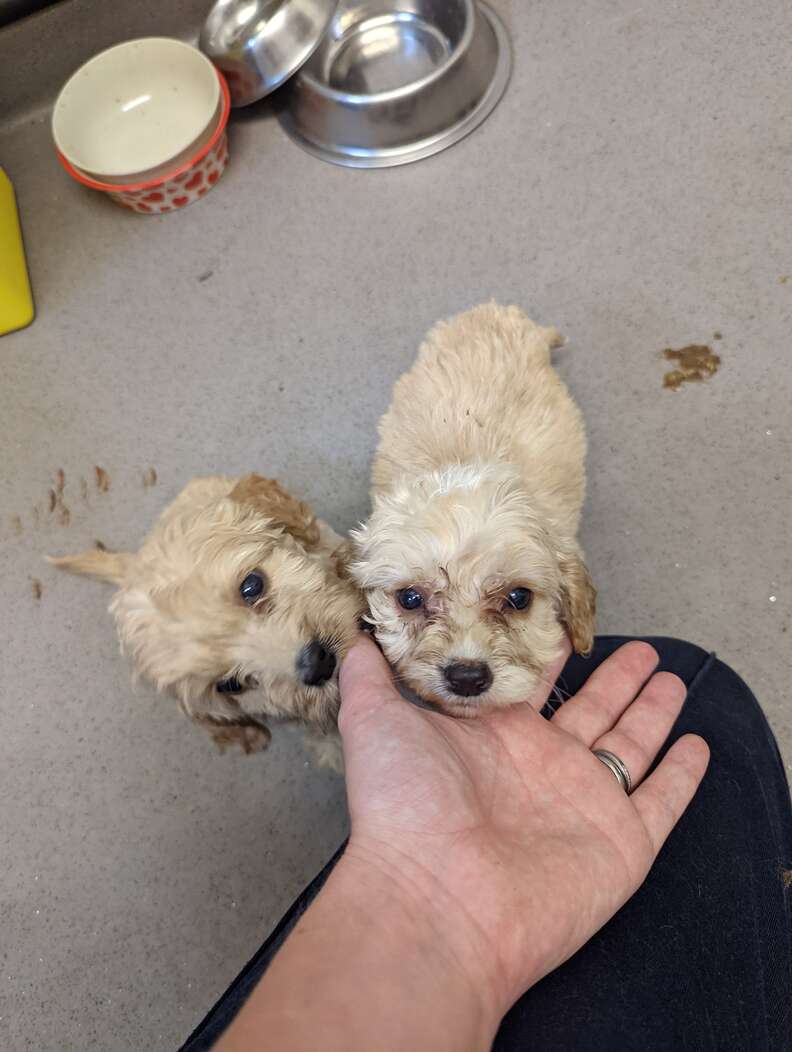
[338,636,709,1013]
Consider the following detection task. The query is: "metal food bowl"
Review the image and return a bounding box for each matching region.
[200,0,339,107]
[278,0,511,167]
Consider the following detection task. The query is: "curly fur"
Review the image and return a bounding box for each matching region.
[351,303,596,715]
[50,474,362,766]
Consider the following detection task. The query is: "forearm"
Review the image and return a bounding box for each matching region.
[215,845,501,1052]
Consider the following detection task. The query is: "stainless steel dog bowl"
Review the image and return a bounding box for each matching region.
[200,0,340,106]
[278,0,511,167]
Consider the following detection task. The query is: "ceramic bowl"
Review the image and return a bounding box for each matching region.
[52,37,221,184]
[55,70,231,214]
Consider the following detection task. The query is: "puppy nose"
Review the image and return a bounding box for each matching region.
[298,640,337,687]
[443,661,493,698]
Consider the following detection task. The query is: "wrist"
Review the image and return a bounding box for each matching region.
[220,837,503,1052]
[340,835,511,1037]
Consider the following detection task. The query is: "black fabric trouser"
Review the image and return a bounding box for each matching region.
[180,638,792,1051]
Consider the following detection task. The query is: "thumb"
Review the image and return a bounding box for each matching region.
[339,634,402,732]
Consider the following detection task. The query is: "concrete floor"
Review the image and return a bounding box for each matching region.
[1,0,790,1048]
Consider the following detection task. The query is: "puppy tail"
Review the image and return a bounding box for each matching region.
[508,307,564,366]
[459,302,564,365]
[46,549,133,585]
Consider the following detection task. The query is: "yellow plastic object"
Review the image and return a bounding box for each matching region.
[0,167,35,336]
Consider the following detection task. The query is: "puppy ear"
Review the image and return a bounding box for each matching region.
[557,548,596,656]
[229,474,320,549]
[329,539,356,581]
[47,549,133,585]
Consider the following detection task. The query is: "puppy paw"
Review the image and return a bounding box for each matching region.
[207,721,272,755]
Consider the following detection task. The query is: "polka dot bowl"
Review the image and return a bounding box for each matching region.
[55,68,230,214]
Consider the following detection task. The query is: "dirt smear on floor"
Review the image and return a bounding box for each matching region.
[662,344,721,390]
[94,465,110,493]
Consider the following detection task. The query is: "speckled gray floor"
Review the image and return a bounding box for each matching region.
[1,0,790,1048]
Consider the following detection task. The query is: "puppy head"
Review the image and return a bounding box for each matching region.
[351,464,595,715]
[51,475,362,732]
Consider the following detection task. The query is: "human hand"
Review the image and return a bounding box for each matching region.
[339,636,709,1022]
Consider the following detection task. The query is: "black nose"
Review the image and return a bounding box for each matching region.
[298,640,337,687]
[443,661,493,698]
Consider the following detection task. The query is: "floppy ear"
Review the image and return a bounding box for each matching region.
[47,549,134,586]
[557,547,596,656]
[229,474,320,549]
[329,539,356,581]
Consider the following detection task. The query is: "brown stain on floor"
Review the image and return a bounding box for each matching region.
[15,462,154,541]
[95,465,110,493]
[662,344,721,390]
[31,578,42,600]
[49,470,70,525]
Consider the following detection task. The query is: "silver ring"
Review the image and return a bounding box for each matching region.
[593,749,632,794]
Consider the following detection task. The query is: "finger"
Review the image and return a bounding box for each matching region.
[552,641,659,745]
[592,672,687,787]
[630,734,710,854]
[338,634,402,730]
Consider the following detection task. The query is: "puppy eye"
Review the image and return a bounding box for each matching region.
[239,572,266,603]
[216,675,243,694]
[505,587,533,611]
[397,587,424,611]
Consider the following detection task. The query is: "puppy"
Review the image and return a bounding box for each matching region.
[51,474,362,765]
[351,303,595,716]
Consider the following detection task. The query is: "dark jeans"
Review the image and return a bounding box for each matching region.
[180,638,792,1052]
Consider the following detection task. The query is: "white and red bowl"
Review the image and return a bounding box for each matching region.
[53,39,231,214]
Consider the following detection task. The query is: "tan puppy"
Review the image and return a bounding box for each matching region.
[51,474,362,764]
[351,303,595,716]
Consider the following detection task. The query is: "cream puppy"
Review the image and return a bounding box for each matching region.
[51,474,362,763]
[351,303,595,715]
